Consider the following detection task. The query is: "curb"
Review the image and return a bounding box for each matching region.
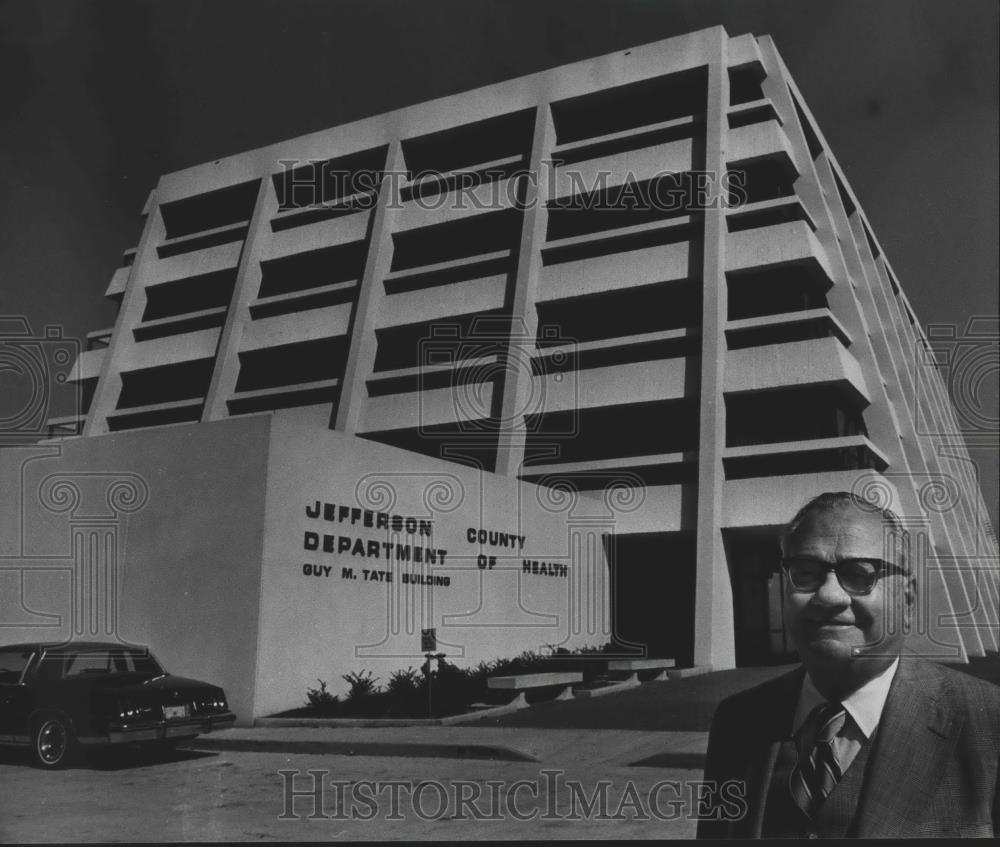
[190,737,540,762]
[256,698,526,729]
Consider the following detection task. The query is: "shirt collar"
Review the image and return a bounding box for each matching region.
[793,657,899,739]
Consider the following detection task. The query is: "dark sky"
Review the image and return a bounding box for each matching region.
[1,0,997,529]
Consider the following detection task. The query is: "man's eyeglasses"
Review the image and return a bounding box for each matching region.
[780,557,907,596]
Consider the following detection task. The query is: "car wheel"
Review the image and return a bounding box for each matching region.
[32,716,75,769]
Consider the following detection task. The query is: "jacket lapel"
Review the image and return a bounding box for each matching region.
[853,657,959,838]
[742,668,804,837]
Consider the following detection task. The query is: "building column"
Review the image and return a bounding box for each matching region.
[494,106,555,477]
[333,141,404,434]
[83,190,164,436]
[693,29,736,670]
[203,177,275,421]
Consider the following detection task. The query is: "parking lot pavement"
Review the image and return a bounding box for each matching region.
[0,729,707,841]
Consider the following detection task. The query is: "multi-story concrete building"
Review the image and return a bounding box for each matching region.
[4,26,996,721]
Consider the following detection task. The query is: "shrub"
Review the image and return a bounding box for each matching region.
[342,669,380,698]
[305,679,339,716]
[387,666,422,695]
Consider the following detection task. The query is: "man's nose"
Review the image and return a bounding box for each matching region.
[812,569,851,605]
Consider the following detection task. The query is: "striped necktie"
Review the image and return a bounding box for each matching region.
[790,701,847,819]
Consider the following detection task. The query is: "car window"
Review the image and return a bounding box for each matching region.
[36,648,164,680]
[0,648,34,683]
[64,651,115,676]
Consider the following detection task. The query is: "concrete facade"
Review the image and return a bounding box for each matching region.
[4,26,997,719]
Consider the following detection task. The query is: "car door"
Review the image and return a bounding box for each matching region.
[0,648,37,742]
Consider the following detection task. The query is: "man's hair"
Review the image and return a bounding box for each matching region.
[781,491,912,578]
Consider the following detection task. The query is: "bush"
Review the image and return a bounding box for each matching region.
[292,643,624,719]
[305,679,339,716]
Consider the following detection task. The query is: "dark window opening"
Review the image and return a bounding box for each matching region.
[117,358,215,409]
[525,398,699,465]
[77,377,98,416]
[534,334,700,373]
[374,310,511,373]
[542,216,695,265]
[107,403,203,432]
[726,386,868,447]
[725,445,884,480]
[547,174,700,241]
[727,199,812,233]
[551,67,707,145]
[728,101,780,129]
[273,145,388,212]
[728,160,796,205]
[401,109,535,177]
[536,281,701,346]
[728,62,766,106]
[862,223,880,258]
[727,265,829,320]
[258,241,368,299]
[390,209,521,272]
[160,180,260,240]
[790,91,824,160]
[235,337,347,393]
[727,316,839,350]
[552,117,700,167]
[832,169,856,217]
[605,531,696,665]
[228,383,341,416]
[142,269,237,322]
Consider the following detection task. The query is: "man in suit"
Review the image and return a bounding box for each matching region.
[697,491,1000,838]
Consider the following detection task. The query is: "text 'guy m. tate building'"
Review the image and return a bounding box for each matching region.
[3,26,996,723]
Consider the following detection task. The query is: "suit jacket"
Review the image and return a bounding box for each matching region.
[697,655,1000,838]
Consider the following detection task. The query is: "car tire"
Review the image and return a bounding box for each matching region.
[32,716,76,769]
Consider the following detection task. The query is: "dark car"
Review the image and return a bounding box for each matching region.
[0,641,236,768]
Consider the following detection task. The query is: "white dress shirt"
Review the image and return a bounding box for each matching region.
[792,657,899,775]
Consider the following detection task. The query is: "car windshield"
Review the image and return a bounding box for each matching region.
[0,648,34,683]
[34,648,164,680]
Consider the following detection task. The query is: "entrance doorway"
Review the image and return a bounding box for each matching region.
[603,532,696,666]
[724,529,795,665]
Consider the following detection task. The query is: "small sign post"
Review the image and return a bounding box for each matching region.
[421,628,438,716]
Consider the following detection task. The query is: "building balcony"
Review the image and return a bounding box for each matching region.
[548,137,694,202]
[105,266,131,299]
[362,381,496,432]
[542,214,693,266]
[726,219,834,284]
[724,468,899,528]
[532,356,691,414]
[118,326,221,372]
[261,208,370,261]
[537,240,690,302]
[519,450,697,490]
[148,240,243,287]
[156,219,250,259]
[724,335,870,406]
[723,435,890,482]
[726,308,852,350]
[45,413,85,439]
[395,174,522,232]
[376,272,507,329]
[88,329,113,349]
[238,303,353,353]
[227,377,341,416]
[106,398,205,432]
[68,347,106,383]
[726,119,795,171]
